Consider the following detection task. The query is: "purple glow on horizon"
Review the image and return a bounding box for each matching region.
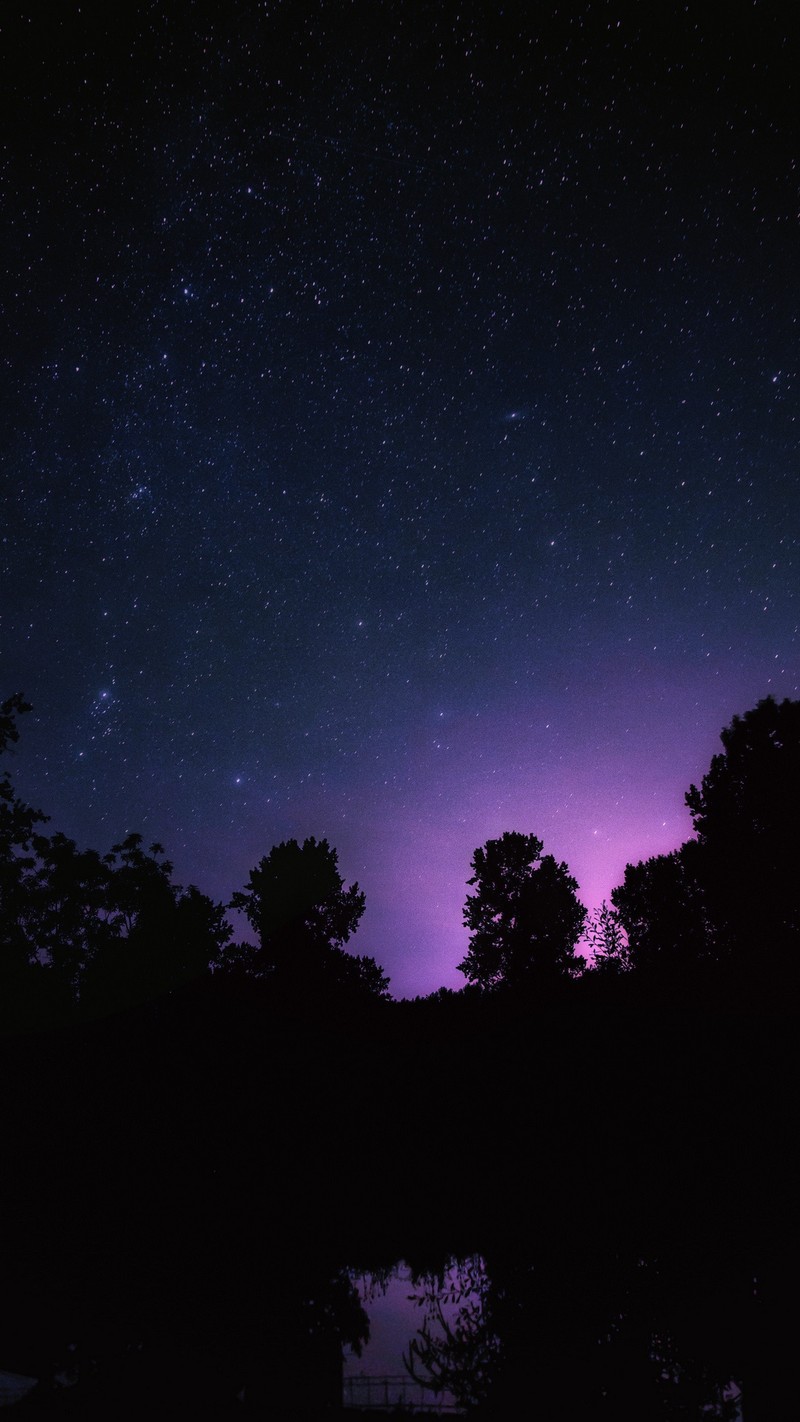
[3,6,797,1002]
[140,664,794,1001]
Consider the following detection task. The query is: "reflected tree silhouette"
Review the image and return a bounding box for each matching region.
[403,1256,499,1409]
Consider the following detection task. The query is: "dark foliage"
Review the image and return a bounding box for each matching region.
[458,831,586,992]
[0,696,48,998]
[0,692,797,1413]
[78,835,232,1015]
[611,840,713,988]
[609,695,800,1006]
[226,835,389,1004]
[686,695,800,993]
[583,900,631,976]
[1,699,230,1024]
[230,835,364,966]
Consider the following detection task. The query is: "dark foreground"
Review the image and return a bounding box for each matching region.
[1,982,795,1419]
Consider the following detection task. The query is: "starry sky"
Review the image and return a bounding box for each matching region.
[3,2,797,997]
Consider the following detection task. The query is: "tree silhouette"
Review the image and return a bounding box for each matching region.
[685,695,800,991]
[457,832,586,993]
[404,1257,499,1409]
[28,831,113,999]
[611,840,712,986]
[0,694,52,1020]
[80,833,231,1012]
[323,943,392,1001]
[584,901,630,976]
[2,700,229,1020]
[231,837,364,965]
[226,836,388,1001]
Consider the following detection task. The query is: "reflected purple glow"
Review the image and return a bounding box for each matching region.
[344,1258,485,1410]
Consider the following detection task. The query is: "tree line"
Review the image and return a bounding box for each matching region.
[2,691,798,1027]
[1,694,796,1415]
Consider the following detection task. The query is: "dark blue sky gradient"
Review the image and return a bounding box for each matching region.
[3,2,797,995]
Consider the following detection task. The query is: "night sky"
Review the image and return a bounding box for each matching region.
[3,2,797,997]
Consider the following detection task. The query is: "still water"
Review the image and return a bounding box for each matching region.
[339,1253,743,1418]
[343,1257,490,1412]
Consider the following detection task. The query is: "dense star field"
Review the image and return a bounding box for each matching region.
[2,3,797,996]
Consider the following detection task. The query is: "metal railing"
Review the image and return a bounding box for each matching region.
[343,1373,462,1412]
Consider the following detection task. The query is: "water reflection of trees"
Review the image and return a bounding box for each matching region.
[385,1246,747,1419]
[353,1251,750,1416]
[404,1256,499,1409]
[1,994,774,1416]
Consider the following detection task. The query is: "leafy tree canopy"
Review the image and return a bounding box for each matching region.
[79,834,232,1012]
[458,831,586,993]
[231,837,365,964]
[685,694,800,975]
[686,696,800,851]
[610,841,711,981]
[1,693,47,861]
[226,837,388,1001]
[2,698,230,1021]
[1,694,51,1001]
[583,901,631,976]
